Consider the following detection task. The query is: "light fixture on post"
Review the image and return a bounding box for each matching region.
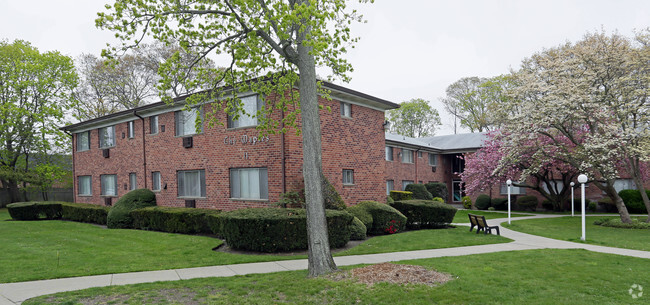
[577,174,588,241]
[506,179,512,224]
[570,182,575,217]
[382,120,391,131]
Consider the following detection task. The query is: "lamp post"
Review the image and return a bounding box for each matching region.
[577,174,588,241]
[570,182,575,217]
[506,179,512,225]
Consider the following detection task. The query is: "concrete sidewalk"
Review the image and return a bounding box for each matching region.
[1,214,648,304]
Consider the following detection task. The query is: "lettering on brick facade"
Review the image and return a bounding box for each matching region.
[223,135,270,145]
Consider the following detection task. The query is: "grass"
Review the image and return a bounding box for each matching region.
[504,215,650,251]
[452,209,531,223]
[0,209,508,283]
[24,249,650,304]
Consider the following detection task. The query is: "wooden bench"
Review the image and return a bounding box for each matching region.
[468,214,500,235]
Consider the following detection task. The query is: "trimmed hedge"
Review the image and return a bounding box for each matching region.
[594,218,650,229]
[7,202,63,220]
[355,201,406,235]
[619,189,650,214]
[424,182,448,202]
[390,200,457,229]
[130,206,221,234]
[475,194,491,210]
[61,203,110,225]
[491,198,508,211]
[322,175,347,210]
[404,184,433,200]
[219,208,353,252]
[516,195,538,211]
[107,189,157,229]
[349,217,367,240]
[347,204,373,231]
[389,191,412,201]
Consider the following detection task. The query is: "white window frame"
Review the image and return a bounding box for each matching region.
[452,180,465,202]
[230,167,269,200]
[78,176,92,196]
[127,121,135,138]
[386,180,394,195]
[150,115,159,134]
[342,169,354,185]
[401,149,414,163]
[385,146,393,161]
[77,131,90,152]
[152,171,161,192]
[340,102,352,118]
[98,126,115,149]
[175,108,202,136]
[177,170,206,198]
[228,95,263,129]
[402,180,414,190]
[100,174,117,196]
[429,153,438,166]
[129,173,137,190]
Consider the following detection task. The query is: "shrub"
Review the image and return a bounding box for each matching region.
[404,184,433,200]
[347,204,373,232]
[219,208,353,252]
[475,194,491,210]
[355,201,406,235]
[516,195,538,211]
[541,200,554,211]
[390,200,457,229]
[277,191,305,208]
[491,198,508,211]
[386,196,395,204]
[107,189,157,229]
[424,182,448,202]
[206,213,224,237]
[598,197,618,213]
[432,197,444,203]
[461,196,472,209]
[61,203,110,225]
[7,202,63,220]
[618,189,649,214]
[588,201,597,212]
[594,218,650,229]
[390,191,413,201]
[349,217,367,240]
[488,207,495,211]
[322,175,347,210]
[130,206,221,234]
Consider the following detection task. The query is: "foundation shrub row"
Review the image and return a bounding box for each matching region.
[106,189,157,229]
[390,200,457,229]
[130,206,221,234]
[7,202,64,220]
[352,201,407,235]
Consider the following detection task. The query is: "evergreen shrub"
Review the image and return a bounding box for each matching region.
[130,206,221,234]
[516,195,538,211]
[491,198,508,210]
[61,203,110,224]
[355,201,406,235]
[461,196,472,209]
[347,204,373,231]
[389,190,413,201]
[390,200,457,229]
[7,201,63,220]
[475,194,491,210]
[349,217,367,240]
[404,184,433,200]
[424,182,448,202]
[618,190,649,214]
[106,189,157,229]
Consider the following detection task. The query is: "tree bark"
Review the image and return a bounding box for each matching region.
[296,18,337,277]
[627,158,650,222]
[599,180,632,223]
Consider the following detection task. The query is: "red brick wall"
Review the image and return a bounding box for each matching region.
[384,149,450,196]
[72,94,386,210]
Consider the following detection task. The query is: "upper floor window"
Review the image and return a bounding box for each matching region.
[150,115,159,134]
[175,108,202,136]
[77,131,90,152]
[228,95,263,128]
[127,121,135,138]
[452,154,465,173]
[385,146,393,161]
[129,173,137,190]
[178,170,206,198]
[342,169,354,185]
[340,102,351,118]
[401,149,414,163]
[98,126,115,148]
[230,167,268,200]
[429,153,438,167]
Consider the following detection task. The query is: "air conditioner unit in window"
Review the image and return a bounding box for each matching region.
[182,136,193,148]
[185,199,196,208]
[104,197,112,206]
[432,166,437,173]
[102,149,110,158]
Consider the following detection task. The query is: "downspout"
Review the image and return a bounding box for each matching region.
[281,109,286,194]
[133,111,148,188]
[415,148,420,183]
[64,130,75,202]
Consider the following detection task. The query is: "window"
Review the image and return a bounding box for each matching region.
[152,172,161,192]
[100,174,117,196]
[385,146,393,161]
[150,115,159,134]
[343,169,354,185]
[127,121,135,138]
[175,108,202,136]
[402,180,414,190]
[401,149,414,163]
[340,102,352,118]
[228,95,263,128]
[386,180,394,195]
[129,173,137,190]
[500,182,526,195]
[429,153,438,166]
[98,126,115,148]
[77,131,90,152]
[452,180,465,202]
[178,170,206,198]
[418,151,423,158]
[230,168,268,200]
[78,176,92,196]
[613,179,636,193]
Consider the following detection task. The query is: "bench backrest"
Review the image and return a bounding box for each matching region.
[476,215,488,227]
[468,214,478,226]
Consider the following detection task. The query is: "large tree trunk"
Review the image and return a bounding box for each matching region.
[296,24,337,277]
[599,179,632,223]
[627,158,650,222]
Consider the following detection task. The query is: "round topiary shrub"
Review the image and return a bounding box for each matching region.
[475,194,491,210]
[355,201,407,235]
[461,196,472,209]
[424,182,448,202]
[491,198,508,211]
[349,216,367,240]
[107,189,157,229]
[516,195,538,211]
[347,204,373,231]
[219,208,353,252]
[404,184,433,200]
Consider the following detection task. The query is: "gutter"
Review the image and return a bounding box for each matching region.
[133,111,148,188]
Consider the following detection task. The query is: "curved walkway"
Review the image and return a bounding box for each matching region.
[1,214,648,304]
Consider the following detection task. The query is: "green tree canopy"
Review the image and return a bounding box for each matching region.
[386,98,441,138]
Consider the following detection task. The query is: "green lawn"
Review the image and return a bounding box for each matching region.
[504,215,650,251]
[24,249,650,305]
[0,209,509,283]
[452,209,531,223]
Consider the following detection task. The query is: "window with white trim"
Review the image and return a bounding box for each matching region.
[100,174,117,196]
[230,168,268,200]
[127,121,135,138]
[452,180,465,202]
[386,180,394,195]
[228,95,263,128]
[77,131,90,152]
[340,102,352,118]
[175,108,202,136]
[150,115,159,134]
[178,170,206,198]
[98,126,115,148]
[152,171,161,191]
[129,173,137,190]
[401,149,414,163]
[343,169,354,185]
[78,176,92,196]
[385,146,393,161]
